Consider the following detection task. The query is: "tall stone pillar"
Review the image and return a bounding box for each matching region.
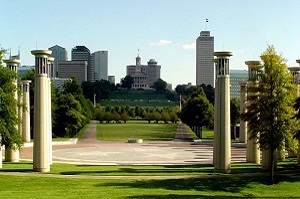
[245,61,261,164]
[22,80,32,142]
[239,81,247,143]
[213,51,233,173]
[3,59,20,162]
[18,82,23,136]
[289,63,300,167]
[31,49,52,172]
[47,57,54,165]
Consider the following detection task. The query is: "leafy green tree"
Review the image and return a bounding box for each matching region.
[54,93,86,137]
[161,112,170,123]
[230,98,240,140]
[0,49,23,151]
[63,77,83,96]
[94,106,106,123]
[152,78,167,93]
[120,113,130,123]
[242,45,299,184]
[169,111,179,124]
[180,86,214,138]
[121,75,134,90]
[201,84,214,105]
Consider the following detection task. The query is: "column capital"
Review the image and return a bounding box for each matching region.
[31,49,52,57]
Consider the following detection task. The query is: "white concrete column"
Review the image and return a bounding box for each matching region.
[18,82,23,136]
[31,49,52,172]
[213,51,233,173]
[3,59,20,162]
[245,61,261,164]
[288,64,300,166]
[239,81,247,143]
[22,80,32,142]
[47,57,54,165]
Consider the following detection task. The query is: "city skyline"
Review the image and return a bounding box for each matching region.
[1,0,299,87]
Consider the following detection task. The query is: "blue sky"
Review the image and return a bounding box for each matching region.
[1,0,299,87]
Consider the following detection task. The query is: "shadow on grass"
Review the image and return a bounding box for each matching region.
[127,195,299,199]
[59,164,214,176]
[1,162,33,172]
[100,175,300,196]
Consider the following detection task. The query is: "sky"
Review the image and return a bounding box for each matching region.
[1,0,300,87]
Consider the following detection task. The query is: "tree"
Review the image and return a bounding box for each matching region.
[63,77,83,96]
[180,86,214,138]
[0,49,23,152]
[230,98,240,140]
[242,45,299,184]
[121,76,134,90]
[54,93,86,137]
[201,84,215,105]
[152,78,167,93]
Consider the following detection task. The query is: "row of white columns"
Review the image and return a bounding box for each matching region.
[1,50,53,172]
[240,59,300,169]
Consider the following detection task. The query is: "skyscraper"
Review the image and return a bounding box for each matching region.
[49,45,67,77]
[90,51,108,81]
[71,46,91,81]
[196,31,214,87]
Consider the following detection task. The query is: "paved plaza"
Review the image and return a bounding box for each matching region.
[19,121,246,165]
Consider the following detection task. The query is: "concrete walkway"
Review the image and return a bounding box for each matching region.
[18,121,246,165]
[174,122,194,142]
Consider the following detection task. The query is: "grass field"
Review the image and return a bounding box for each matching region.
[1,161,300,198]
[96,120,178,141]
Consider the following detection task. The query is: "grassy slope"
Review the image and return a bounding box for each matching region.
[96,121,178,141]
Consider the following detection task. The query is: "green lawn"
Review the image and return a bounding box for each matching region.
[1,161,300,198]
[96,121,178,141]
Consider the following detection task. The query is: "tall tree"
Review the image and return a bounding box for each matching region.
[152,78,167,93]
[242,45,299,184]
[121,76,134,90]
[0,49,23,153]
[180,86,214,138]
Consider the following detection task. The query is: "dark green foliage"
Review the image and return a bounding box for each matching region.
[241,45,300,184]
[152,78,167,93]
[230,98,240,139]
[121,75,134,90]
[180,86,214,138]
[0,49,23,149]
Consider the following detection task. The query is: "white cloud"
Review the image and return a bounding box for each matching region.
[182,43,195,50]
[150,40,172,46]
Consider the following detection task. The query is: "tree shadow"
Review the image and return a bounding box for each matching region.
[99,174,300,194]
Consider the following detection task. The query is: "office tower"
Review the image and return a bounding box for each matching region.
[49,45,67,77]
[196,31,214,87]
[71,46,91,81]
[90,51,108,81]
[58,61,88,83]
[229,70,248,99]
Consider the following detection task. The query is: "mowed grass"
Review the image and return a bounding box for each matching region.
[1,161,300,198]
[1,174,300,199]
[96,120,178,141]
